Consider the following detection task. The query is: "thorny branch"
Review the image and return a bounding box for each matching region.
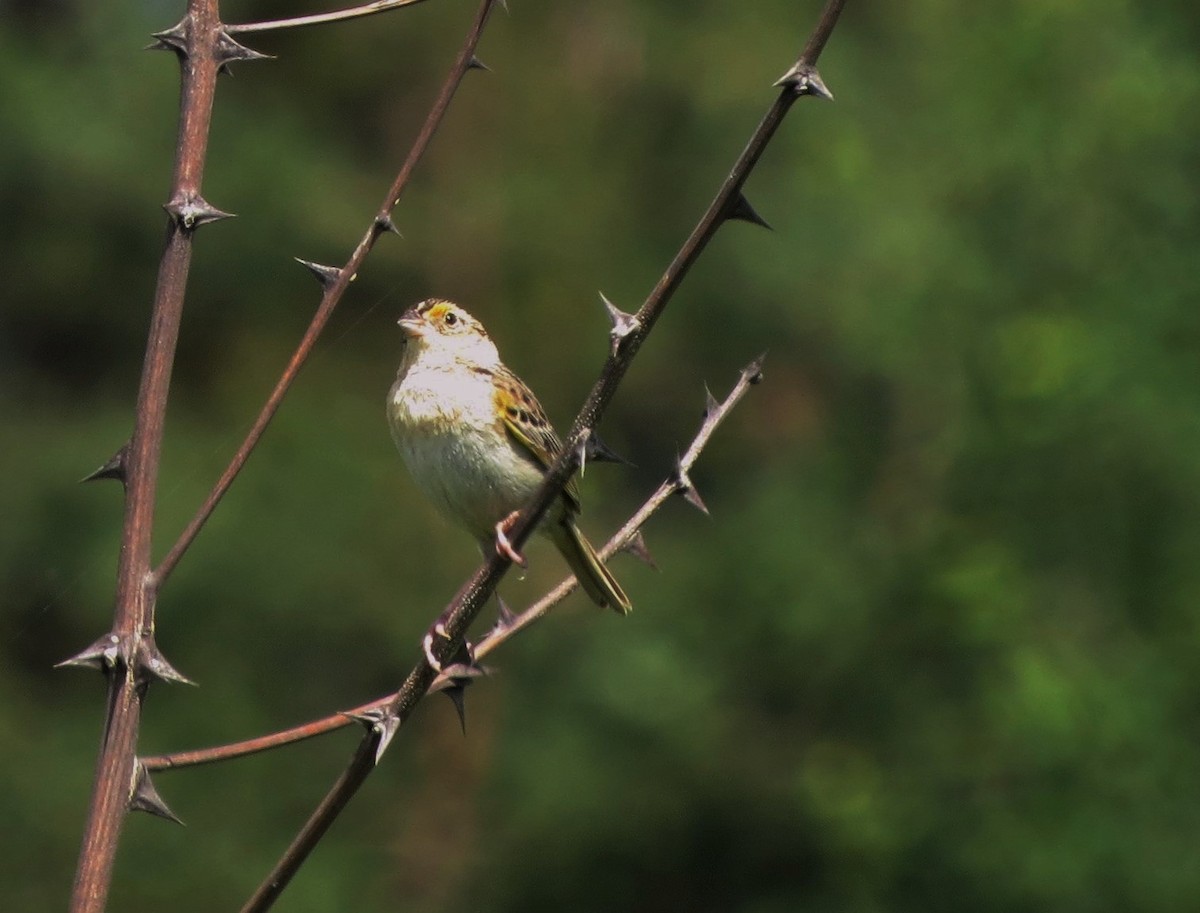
[152,0,499,590]
[141,359,763,772]
[66,0,495,911]
[238,2,846,910]
[65,3,230,911]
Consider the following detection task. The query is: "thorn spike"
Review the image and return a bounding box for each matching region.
[681,485,710,516]
[440,662,486,681]
[215,30,272,66]
[726,192,773,230]
[130,761,185,825]
[373,714,400,763]
[80,443,129,486]
[374,213,402,238]
[599,292,639,356]
[774,63,834,101]
[497,597,516,628]
[344,707,383,728]
[623,530,658,570]
[345,708,401,764]
[467,55,491,72]
[803,69,834,101]
[489,599,516,638]
[443,685,468,735]
[139,638,197,687]
[743,353,767,385]
[585,431,636,468]
[56,633,125,673]
[449,637,476,670]
[675,463,710,516]
[703,385,721,418]
[576,434,588,478]
[294,258,341,288]
[148,21,189,57]
[163,195,235,230]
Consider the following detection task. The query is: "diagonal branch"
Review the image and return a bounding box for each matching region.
[151,0,502,590]
[415,0,845,686]
[141,360,762,773]
[238,3,847,909]
[228,0,433,35]
[483,356,766,652]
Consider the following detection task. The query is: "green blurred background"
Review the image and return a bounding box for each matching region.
[5,0,1200,910]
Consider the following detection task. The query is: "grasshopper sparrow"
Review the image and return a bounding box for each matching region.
[387,299,631,614]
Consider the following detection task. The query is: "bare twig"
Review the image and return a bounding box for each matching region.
[238,3,846,909]
[141,359,761,772]
[66,2,236,911]
[151,0,501,590]
[228,0,432,35]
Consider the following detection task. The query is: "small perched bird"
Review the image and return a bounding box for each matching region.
[387,298,631,614]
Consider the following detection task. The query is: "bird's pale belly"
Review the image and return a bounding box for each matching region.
[398,425,543,542]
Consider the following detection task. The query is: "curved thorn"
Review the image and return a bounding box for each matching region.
[147,20,189,56]
[216,29,273,66]
[56,633,125,673]
[585,430,635,467]
[742,353,767,385]
[674,462,710,516]
[294,258,342,288]
[344,707,401,764]
[130,761,185,825]
[623,530,658,570]
[681,485,710,516]
[374,213,402,237]
[774,62,834,101]
[575,433,589,478]
[599,292,639,355]
[163,195,236,230]
[139,639,197,687]
[442,685,468,735]
[726,192,773,230]
[80,443,129,487]
[490,597,517,636]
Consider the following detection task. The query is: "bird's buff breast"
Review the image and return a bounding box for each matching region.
[388,365,542,540]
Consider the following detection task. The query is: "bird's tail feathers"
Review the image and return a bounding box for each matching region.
[554,520,632,616]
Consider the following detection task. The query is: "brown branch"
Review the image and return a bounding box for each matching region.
[413,0,844,681]
[151,0,501,590]
[141,359,763,772]
[485,358,766,652]
[227,0,433,35]
[66,3,234,911]
[238,3,847,909]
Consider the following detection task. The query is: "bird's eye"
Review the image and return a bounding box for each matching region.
[444,312,458,327]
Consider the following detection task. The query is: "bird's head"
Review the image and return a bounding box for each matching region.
[397,299,500,368]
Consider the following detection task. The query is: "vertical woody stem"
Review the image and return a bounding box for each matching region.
[69,2,224,910]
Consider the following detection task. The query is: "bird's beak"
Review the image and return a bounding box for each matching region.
[397,310,425,339]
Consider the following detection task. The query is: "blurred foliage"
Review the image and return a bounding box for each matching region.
[3,0,1200,910]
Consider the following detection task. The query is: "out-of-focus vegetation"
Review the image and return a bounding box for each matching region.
[4,1,1200,910]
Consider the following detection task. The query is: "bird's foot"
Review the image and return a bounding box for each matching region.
[422,621,452,671]
[494,511,527,567]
